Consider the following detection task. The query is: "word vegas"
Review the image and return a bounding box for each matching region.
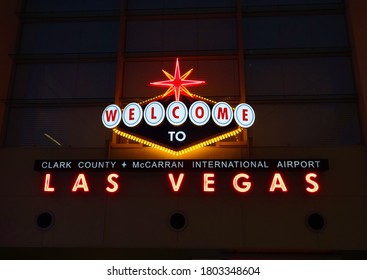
[42,172,320,194]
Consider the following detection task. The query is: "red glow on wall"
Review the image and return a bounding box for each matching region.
[269,173,288,192]
[72,173,89,192]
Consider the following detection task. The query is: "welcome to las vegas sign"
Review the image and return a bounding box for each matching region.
[102,58,255,156]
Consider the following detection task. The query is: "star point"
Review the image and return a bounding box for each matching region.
[150,58,205,101]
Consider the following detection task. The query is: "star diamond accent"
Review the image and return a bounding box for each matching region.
[150,58,205,101]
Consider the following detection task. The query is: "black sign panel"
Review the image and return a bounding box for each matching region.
[34,159,329,172]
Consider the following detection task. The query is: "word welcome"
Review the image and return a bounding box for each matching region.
[102,101,255,129]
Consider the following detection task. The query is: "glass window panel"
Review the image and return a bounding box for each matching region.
[251,103,361,146]
[12,62,116,100]
[126,19,237,52]
[127,0,236,10]
[243,15,349,49]
[123,59,239,99]
[25,0,120,12]
[6,106,111,147]
[243,0,342,6]
[20,21,119,54]
[245,57,355,96]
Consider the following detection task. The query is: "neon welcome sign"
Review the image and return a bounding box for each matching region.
[102,58,255,155]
